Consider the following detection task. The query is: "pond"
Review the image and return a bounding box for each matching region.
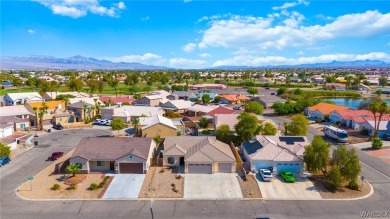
[322,98,390,109]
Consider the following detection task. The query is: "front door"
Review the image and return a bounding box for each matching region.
[180,157,185,165]
[110,161,115,170]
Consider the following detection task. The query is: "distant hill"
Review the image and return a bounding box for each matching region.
[0,55,170,70]
[213,59,390,69]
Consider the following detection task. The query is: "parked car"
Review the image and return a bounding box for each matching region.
[233,106,242,110]
[47,152,64,161]
[93,119,102,125]
[53,124,63,130]
[104,120,112,126]
[280,171,295,183]
[382,134,390,141]
[0,156,11,167]
[259,169,273,181]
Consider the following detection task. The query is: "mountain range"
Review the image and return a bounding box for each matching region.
[1,55,389,70]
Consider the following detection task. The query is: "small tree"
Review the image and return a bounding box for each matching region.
[82,103,89,122]
[247,87,258,96]
[277,87,288,95]
[213,95,221,103]
[234,112,261,143]
[111,118,125,135]
[153,135,161,144]
[215,125,234,144]
[379,76,388,87]
[344,148,361,190]
[132,118,140,136]
[372,137,383,150]
[368,100,389,137]
[303,136,330,176]
[66,164,81,177]
[199,118,208,129]
[285,114,308,136]
[202,94,211,105]
[260,122,278,135]
[244,101,264,115]
[325,166,342,192]
[0,142,11,157]
[38,108,45,131]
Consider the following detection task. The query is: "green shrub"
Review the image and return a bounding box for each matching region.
[51,184,61,191]
[325,166,342,193]
[315,118,323,123]
[104,176,110,181]
[372,137,383,150]
[98,182,105,189]
[360,129,369,136]
[68,183,77,190]
[348,180,359,190]
[89,183,98,190]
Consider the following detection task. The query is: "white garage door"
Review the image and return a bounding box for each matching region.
[218,163,232,173]
[188,164,212,174]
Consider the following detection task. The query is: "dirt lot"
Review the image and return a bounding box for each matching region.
[236,174,262,198]
[17,151,107,199]
[348,130,370,144]
[139,167,184,198]
[309,175,371,199]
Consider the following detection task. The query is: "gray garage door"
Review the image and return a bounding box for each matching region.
[119,163,143,174]
[188,164,212,174]
[218,163,232,173]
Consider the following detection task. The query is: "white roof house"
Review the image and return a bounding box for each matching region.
[147,90,171,98]
[0,105,32,119]
[4,92,44,106]
[140,115,177,130]
[160,100,193,111]
[69,97,102,105]
[42,92,93,101]
[186,104,218,113]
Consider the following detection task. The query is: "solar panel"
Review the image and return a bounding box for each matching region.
[278,137,305,144]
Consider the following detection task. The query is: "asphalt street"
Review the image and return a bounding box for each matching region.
[1,127,390,219]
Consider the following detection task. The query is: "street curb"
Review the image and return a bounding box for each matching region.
[12,146,34,158]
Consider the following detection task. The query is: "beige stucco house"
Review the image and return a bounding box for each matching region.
[138,116,185,138]
[163,136,236,174]
[69,137,156,174]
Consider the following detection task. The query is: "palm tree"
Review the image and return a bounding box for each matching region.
[90,106,96,118]
[32,107,38,127]
[65,164,80,177]
[41,102,49,113]
[63,96,70,107]
[38,108,45,131]
[132,118,140,136]
[95,102,101,115]
[82,103,89,121]
[369,100,389,137]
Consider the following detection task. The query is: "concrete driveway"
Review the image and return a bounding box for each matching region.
[256,173,322,200]
[103,174,145,199]
[184,173,243,199]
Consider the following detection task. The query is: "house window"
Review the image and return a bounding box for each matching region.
[20,124,26,129]
[128,155,133,159]
[168,157,175,165]
[97,161,105,166]
[76,163,82,169]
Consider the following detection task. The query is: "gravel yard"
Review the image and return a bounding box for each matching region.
[236,175,262,198]
[17,151,106,199]
[139,167,184,198]
[309,176,372,199]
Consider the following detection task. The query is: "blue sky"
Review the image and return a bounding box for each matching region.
[1,0,390,68]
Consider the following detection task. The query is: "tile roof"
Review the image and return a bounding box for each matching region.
[220,94,250,102]
[44,92,91,100]
[140,115,177,130]
[111,106,164,117]
[0,105,32,117]
[5,92,43,101]
[28,101,65,110]
[243,136,310,162]
[308,103,349,115]
[214,114,239,130]
[0,116,28,124]
[207,106,236,117]
[186,104,218,113]
[67,101,94,109]
[363,120,390,131]
[160,100,193,110]
[164,136,235,163]
[72,137,153,160]
[99,96,136,104]
[69,97,102,105]
[257,95,285,103]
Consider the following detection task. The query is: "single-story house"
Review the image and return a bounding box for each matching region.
[1,80,13,88]
[329,109,373,129]
[289,77,302,83]
[147,90,171,99]
[0,116,30,131]
[101,106,165,123]
[0,123,14,138]
[133,95,167,107]
[325,83,346,91]
[99,96,136,105]
[360,119,390,137]
[189,84,227,90]
[69,97,103,106]
[42,92,92,101]
[52,113,76,126]
[26,101,66,126]
[214,114,239,130]
[220,94,250,104]
[305,102,350,120]
[168,91,195,100]
[69,137,155,174]
[189,92,219,103]
[357,83,370,91]
[255,96,286,109]
[313,77,326,84]
[163,136,236,174]
[138,115,184,138]
[242,136,310,174]
[4,92,44,106]
[160,100,193,113]
[0,105,32,119]
[185,104,218,117]
[207,106,237,117]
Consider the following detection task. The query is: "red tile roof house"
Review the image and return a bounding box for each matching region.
[220,94,250,104]
[69,137,156,174]
[99,96,136,105]
[305,102,350,120]
[329,109,390,129]
[163,136,236,174]
[189,84,227,90]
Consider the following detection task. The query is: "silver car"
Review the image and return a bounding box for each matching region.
[260,169,273,182]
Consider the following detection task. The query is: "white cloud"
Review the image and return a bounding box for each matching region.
[182,43,197,53]
[169,58,206,69]
[104,53,165,65]
[141,16,150,21]
[272,0,309,11]
[297,51,304,55]
[28,29,36,34]
[212,52,390,67]
[199,53,211,57]
[35,0,126,18]
[197,10,390,51]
